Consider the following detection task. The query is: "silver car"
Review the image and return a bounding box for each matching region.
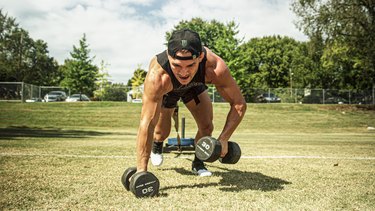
[256,93,281,103]
[66,94,90,102]
[44,91,67,102]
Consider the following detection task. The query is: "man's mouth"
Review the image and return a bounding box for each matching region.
[179,75,189,80]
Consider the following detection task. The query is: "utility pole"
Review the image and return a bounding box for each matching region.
[17,31,23,81]
[289,69,293,97]
[373,84,374,105]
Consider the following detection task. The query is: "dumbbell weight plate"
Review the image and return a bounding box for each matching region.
[130,172,160,198]
[195,136,222,162]
[219,141,241,164]
[121,167,137,191]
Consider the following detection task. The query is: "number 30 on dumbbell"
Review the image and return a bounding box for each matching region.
[121,167,160,198]
[195,136,241,164]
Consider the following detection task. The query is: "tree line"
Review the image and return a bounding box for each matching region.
[1,0,374,101]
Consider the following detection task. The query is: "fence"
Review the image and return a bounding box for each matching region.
[239,87,375,105]
[0,82,70,102]
[206,87,374,105]
[0,82,374,104]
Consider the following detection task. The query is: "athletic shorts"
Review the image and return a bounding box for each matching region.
[162,84,208,108]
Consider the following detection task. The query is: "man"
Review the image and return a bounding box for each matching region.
[136,29,246,177]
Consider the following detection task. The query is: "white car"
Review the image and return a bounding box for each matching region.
[132,99,142,103]
[66,94,90,102]
[44,91,67,102]
[26,98,42,103]
[256,93,281,103]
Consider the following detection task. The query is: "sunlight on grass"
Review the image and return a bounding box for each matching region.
[0,102,374,210]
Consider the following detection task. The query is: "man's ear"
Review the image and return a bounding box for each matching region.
[198,51,204,62]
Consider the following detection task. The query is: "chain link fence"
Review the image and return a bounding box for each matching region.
[206,86,374,104]
[239,88,374,104]
[0,82,70,102]
[1,82,374,104]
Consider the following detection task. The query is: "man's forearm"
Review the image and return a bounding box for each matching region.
[136,122,155,171]
[218,103,247,141]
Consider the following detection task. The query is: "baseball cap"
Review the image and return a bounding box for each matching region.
[167,29,203,60]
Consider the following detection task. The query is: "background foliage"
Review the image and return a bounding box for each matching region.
[59,34,98,97]
[292,0,375,89]
[1,0,375,101]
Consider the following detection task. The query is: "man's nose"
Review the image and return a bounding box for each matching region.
[180,67,189,75]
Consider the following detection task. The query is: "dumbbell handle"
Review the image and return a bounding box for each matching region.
[219,141,241,164]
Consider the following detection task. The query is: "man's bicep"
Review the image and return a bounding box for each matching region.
[215,69,244,104]
[216,82,243,104]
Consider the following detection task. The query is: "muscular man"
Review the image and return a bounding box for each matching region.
[136,29,246,176]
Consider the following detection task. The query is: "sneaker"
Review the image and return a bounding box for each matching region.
[192,160,212,177]
[150,142,163,166]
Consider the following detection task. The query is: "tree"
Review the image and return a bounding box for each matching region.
[93,60,111,100]
[101,83,128,101]
[0,9,60,85]
[237,36,314,101]
[60,34,99,97]
[25,39,61,85]
[292,0,375,89]
[127,65,147,99]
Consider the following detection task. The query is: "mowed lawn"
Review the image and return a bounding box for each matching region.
[0,102,374,210]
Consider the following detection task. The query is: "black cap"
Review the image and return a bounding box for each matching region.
[167,29,202,60]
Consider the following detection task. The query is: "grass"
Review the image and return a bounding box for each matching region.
[0,102,374,210]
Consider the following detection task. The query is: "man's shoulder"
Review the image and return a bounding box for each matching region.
[203,47,230,85]
[145,57,172,94]
[149,56,168,77]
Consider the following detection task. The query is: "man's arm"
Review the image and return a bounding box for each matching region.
[205,48,247,157]
[136,58,170,172]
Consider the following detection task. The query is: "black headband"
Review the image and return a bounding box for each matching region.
[174,55,197,60]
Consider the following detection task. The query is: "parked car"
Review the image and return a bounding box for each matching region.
[66,94,90,102]
[256,93,281,103]
[131,99,142,103]
[44,91,67,102]
[25,97,42,103]
[324,97,348,104]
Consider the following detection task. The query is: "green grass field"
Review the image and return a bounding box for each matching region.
[0,102,374,210]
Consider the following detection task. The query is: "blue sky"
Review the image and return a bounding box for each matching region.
[1,0,307,83]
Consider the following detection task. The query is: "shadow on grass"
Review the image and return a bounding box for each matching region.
[0,126,124,139]
[161,166,291,193]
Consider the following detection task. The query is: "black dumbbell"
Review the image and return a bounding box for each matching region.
[121,167,137,191]
[219,141,241,164]
[195,136,241,164]
[195,136,222,162]
[121,167,160,198]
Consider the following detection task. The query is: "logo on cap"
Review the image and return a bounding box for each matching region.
[181,40,188,47]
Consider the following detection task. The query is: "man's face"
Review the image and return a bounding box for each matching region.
[168,51,203,85]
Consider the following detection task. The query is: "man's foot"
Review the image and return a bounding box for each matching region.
[192,160,212,177]
[150,142,163,166]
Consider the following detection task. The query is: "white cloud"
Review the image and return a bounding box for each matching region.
[155,0,306,40]
[1,0,307,83]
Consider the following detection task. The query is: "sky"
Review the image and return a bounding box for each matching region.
[1,0,307,83]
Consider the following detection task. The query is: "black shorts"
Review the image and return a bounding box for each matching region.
[162,85,208,108]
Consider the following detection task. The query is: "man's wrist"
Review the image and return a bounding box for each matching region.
[217,135,229,142]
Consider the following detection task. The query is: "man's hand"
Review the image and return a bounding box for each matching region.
[219,139,228,158]
[195,136,241,164]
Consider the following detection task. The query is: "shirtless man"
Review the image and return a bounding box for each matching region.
[136,29,246,176]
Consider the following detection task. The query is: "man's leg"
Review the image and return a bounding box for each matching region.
[151,107,174,166]
[185,90,214,176]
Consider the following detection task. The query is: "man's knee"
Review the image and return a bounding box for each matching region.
[154,128,171,141]
[198,122,214,136]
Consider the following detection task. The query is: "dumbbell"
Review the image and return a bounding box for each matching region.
[195,136,241,164]
[121,167,160,197]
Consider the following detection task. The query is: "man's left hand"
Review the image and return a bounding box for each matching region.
[219,139,228,158]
